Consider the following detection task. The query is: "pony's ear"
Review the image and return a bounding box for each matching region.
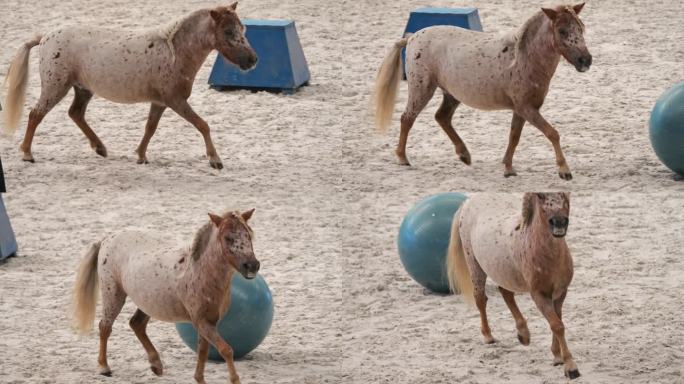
[522,193,536,227]
[229,1,238,10]
[562,192,570,207]
[210,10,222,22]
[208,213,223,227]
[573,3,585,15]
[241,208,255,222]
[541,7,558,21]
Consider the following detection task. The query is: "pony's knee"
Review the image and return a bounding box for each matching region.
[400,112,416,125]
[545,129,560,143]
[550,322,565,336]
[68,104,83,119]
[219,345,234,360]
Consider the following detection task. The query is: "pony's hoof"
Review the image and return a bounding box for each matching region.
[458,151,471,165]
[99,367,112,377]
[209,160,224,170]
[566,369,581,379]
[483,335,496,344]
[150,362,163,376]
[94,145,108,158]
[22,156,35,163]
[504,169,517,178]
[137,158,149,165]
[517,332,530,346]
[553,360,563,366]
[559,171,573,181]
[395,149,411,166]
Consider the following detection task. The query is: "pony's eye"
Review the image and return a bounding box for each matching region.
[224,30,235,39]
[559,28,569,38]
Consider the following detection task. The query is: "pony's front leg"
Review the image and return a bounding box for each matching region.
[193,336,210,384]
[530,291,580,379]
[168,100,223,170]
[502,114,525,177]
[196,320,241,384]
[517,107,572,180]
[551,291,568,366]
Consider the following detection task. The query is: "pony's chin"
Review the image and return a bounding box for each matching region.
[241,271,257,280]
[575,65,590,73]
[552,230,567,238]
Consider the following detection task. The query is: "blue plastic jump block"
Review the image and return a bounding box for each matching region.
[208,19,310,94]
[0,195,17,260]
[402,7,483,77]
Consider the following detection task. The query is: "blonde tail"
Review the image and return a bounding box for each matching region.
[446,212,475,305]
[3,34,42,136]
[72,241,101,335]
[373,38,407,132]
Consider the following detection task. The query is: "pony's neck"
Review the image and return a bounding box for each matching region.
[515,13,561,81]
[194,230,235,288]
[167,10,215,77]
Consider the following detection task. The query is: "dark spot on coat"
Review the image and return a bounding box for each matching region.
[502,46,509,53]
[414,52,421,59]
[53,52,60,59]
[102,258,107,265]
[179,257,185,264]
[148,42,154,48]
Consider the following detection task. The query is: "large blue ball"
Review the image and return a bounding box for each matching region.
[175,273,273,361]
[397,192,468,293]
[650,82,684,176]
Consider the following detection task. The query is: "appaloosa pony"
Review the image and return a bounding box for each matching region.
[446,192,579,379]
[3,2,256,169]
[374,4,592,180]
[73,209,259,384]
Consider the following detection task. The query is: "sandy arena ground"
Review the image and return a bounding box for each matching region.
[1,0,683,383]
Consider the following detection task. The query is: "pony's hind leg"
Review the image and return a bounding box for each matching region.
[435,92,471,165]
[466,255,495,344]
[130,309,163,376]
[498,286,530,345]
[69,86,107,157]
[502,113,525,177]
[135,104,166,164]
[530,290,580,379]
[396,73,436,166]
[97,285,126,376]
[20,81,71,162]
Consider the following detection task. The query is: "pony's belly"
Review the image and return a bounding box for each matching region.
[471,230,529,293]
[445,82,512,111]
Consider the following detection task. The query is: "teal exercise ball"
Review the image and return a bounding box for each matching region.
[650,81,684,176]
[397,192,468,293]
[175,273,273,361]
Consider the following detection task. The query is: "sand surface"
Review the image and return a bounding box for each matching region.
[1,0,683,383]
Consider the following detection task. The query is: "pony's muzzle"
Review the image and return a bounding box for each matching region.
[241,260,260,279]
[239,54,258,71]
[575,54,592,72]
[549,216,569,237]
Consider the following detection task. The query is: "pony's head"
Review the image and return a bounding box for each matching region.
[523,192,570,238]
[208,209,260,279]
[209,3,257,71]
[542,3,592,72]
